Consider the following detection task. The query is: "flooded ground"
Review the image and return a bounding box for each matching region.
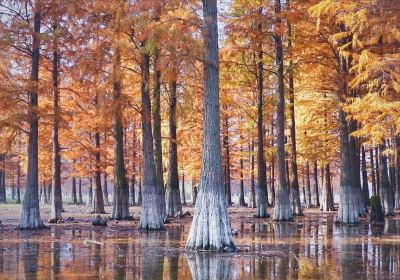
[0,205,400,279]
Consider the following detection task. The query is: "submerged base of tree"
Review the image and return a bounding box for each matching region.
[166,186,182,217]
[370,196,384,222]
[186,253,232,280]
[186,188,235,251]
[19,205,45,230]
[139,185,165,230]
[111,187,130,220]
[290,188,303,216]
[255,204,270,218]
[273,188,292,221]
[336,185,360,224]
[381,187,395,216]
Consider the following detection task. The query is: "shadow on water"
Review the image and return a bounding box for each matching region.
[1,217,400,279]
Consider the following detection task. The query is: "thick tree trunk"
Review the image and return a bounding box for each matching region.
[181,172,187,205]
[336,107,359,223]
[273,0,291,221]
[378,144,394,215]
[312,161,320,207]
[186,0,235,251]
[19,2,44,229]
[139,45,165,229]
[287,17,302,215]
[370,196,384,222]
[50,19,63,222]
[248,141,256,208]
[361,146,370,207]
[152,47,164,190]
[165,79,182,217]
[320,164,335,211]
[138,174,142,206]
[92,130,105,214]
[111,10,130,220]
[255,46,268,218]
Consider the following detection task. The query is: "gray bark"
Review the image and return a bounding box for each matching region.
[186,0,235,251]
[378,144,394,215]
[255,15,268,217]
[139,45,165,229]
[19,1,44,229]
[370,148,377,196]
[320,164,335,211]
[71,176,77,204]
[395,136,400,209]
[312,161,320,207]
[273,0,291,221]
[239,137,245,207]
[181,172,187,205]
[0,154,6,203]
[248,141,256,208]
[287,15,302,215]
[361,146,370,206]
[16,160,21,204]
[305,162,311,207]
[93,130,105,214]
[78,178,83,204]
[111,11,130,220]
[165,79,182,217]
[50,18,63,223]
[152,47,164,190]
[103,172,109,206]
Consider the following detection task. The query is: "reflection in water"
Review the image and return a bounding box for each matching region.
[22,242,39,279]
[0,216,400,279]
[186,253,232,280]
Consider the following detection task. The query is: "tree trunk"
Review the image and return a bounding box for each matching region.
[223,110,232,206]
[152,47,164,190]
[139,44,165,229]
[50,18,62,223]
[71,176,77,204]
[103,172,109,206]
[165,79,182,217]
[336,107,359,223]
[19,1,44,229]
[186,0,235,251]
[130,122,137,206]
[361,146,370,207]
[378,144,394,215]
[16,159,21,204]
[305,162,312,208]
[312,161,320,207]
[320,164,335,211]
[248,141,256,208]
[0,154,6,203]
[370,148,377,196]
[138,173,142,206]
[255,45,269,217]
[111,9,130,220]
[370,196,384,222]
[395,136,400,209]
[88,178,93,206]
[287,15,302,215]
[78,178,83,204]
[92,129,105,214]
[239,136,245,207]
[181,172,187,205]
[273,0,291,220]
[375,146,381,194]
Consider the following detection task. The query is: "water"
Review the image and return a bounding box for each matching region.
[1,214,400,279]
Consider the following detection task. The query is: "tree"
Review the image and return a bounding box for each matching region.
[186,0,235,251]
[272,0,292,221]
[19,0,44,229]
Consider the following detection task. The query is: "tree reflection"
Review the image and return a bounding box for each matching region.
[186,253,232,280]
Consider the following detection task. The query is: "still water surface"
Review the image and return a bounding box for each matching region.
[1,214,400,279]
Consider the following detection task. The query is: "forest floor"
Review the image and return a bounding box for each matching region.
[0,202,397,230]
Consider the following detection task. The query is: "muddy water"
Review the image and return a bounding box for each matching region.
[1,215,400,279]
